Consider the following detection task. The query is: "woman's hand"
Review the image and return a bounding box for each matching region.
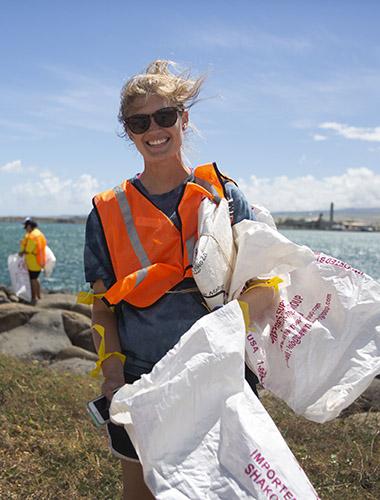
[102,365,125,401]
[239,286,276,327]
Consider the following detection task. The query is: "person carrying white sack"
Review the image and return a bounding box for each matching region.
[82,60,275,500]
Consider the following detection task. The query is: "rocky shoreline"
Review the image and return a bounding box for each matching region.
[0,284,378,417]
[0,284,97,375]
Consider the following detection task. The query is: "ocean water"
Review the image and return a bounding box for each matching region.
[0,222,379,292]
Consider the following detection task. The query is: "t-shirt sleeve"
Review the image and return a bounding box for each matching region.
[83,208,115,288]
[224,182,256,224]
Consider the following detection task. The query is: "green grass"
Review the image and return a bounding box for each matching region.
[0,354,121,499]
[0,353,378,499]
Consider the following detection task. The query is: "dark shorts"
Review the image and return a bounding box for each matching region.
[107,367,259,461]
[28,270,41,280]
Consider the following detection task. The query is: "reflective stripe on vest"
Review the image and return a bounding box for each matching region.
[113,185,151,269]
[94,163,227,308]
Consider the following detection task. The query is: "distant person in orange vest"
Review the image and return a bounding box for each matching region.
[19,217,47,305]
[84,60,275,499]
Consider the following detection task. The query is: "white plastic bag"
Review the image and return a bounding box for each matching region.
[243,249,380,423]
[7,253,31,302]
[44,245,56,278]
[228,219,315,300]
[192,198,235,310]
[193,204,380,422]
[110,301,318,499]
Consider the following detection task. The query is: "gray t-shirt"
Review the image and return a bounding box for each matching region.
[84,174,255,377]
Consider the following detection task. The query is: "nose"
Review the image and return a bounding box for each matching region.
[147,115,160,132]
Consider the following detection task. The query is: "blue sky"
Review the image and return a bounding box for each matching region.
[1,0,380,215]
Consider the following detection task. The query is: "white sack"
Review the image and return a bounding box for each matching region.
[251,203,277,230]
[228,219,315,300]
[193,203,380,422]
[110,301,318,499]
[44,245,56,278]
[244,250,380,423]
[192,198,235,310]
[7,254,31,302]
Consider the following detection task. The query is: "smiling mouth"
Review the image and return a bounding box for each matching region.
[146,137,170,147]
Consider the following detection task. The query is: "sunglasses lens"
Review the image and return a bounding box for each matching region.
[125,107,180,134]
[154,108,178,128]
[126,115,151,134]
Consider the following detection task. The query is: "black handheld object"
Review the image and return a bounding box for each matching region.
[87,387,122,427]
[87,394,110,426]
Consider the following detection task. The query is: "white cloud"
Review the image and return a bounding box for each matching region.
[10,170,100,215]
[238,167,380,212]
[0,160,22,173]
[313,134,327,141]
[320,122,380,142]
[2,165,380,216]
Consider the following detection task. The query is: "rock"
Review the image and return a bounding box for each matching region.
[0,290,10,304]
[0,310,71,360]
[340,378,380,417]
[38,293,92,318]
[0,303,36,333]
[70,327,96,353]
[54,345,98,362]
[49,357,95,375]
[356,378,380,412]
[62,310,92,338]
[0,285,12,295]
[342,411,380,429]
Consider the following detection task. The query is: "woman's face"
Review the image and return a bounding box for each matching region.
[126,94,188,164]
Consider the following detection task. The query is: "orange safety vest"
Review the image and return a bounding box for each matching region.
[93,163,231,308]
[21,228,47,269]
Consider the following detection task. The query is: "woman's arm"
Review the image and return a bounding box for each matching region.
[92,279,125,401]
[226,182,276,325]
[239,286,275,326]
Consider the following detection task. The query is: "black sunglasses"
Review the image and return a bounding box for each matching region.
[125,106,183,134]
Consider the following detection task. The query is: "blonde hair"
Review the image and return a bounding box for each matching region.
[118,60,205,136]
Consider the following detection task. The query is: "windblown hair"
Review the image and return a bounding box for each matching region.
[118,60,205,137]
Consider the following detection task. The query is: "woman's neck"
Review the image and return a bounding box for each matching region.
[139,157,191,195]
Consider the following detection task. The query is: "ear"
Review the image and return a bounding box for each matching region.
[181,110,189,131]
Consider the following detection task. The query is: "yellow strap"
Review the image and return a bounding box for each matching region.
[90,323,126,378]
[237,300,250,332]
[77,291,105,305]
[244,276,283,294]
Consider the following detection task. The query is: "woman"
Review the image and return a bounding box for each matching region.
[84,60,274,499]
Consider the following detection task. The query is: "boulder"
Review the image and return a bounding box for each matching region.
[54,345,98,362]
[49,357,96,375]
[70,327,96,353]
[0,303,37,333]
[0,290,10,304]
[0,310,71,360]
[38,293,92,318]
[62,310,92,339]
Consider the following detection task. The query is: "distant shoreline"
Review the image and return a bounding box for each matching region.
[1,206,380,231]
[0,216,87,224]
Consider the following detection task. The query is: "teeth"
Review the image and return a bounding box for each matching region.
[147,138,168,146]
